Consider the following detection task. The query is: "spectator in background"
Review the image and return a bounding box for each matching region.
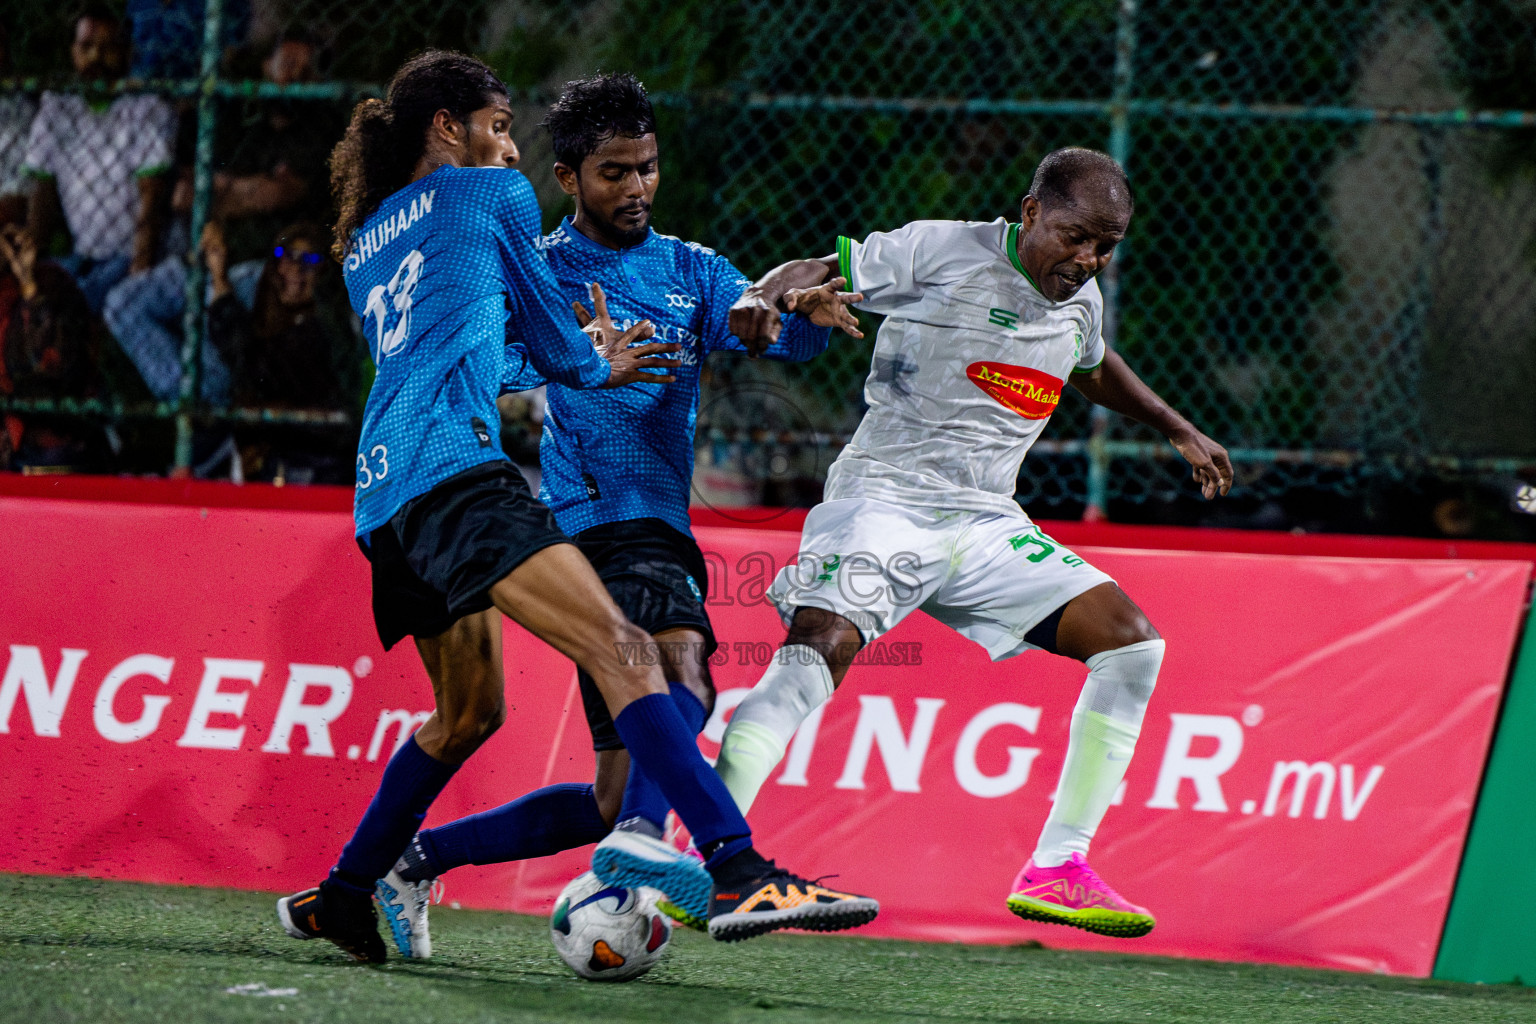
[0,24,37,228]
[0,224,108,471]
[206,220,347,406]
[22,7,175,314]
[497,385,546,490]
[105,32,339,404]
[203,220,358,483]
[213,32,340,262]
[125,0,250,80]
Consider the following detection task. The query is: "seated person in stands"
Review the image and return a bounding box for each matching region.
[105,32,339,404]
[21,7,175,314]
[0,224,109,471]
[213,31,340,263]
[203,220,359,483]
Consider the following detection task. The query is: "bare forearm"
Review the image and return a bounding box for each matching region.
[134,176,168,271]
[1071,349,1192,438]
[1075,350,1234,498]
[213,172,307,220]
[728,254,860,355]
[743,256,835,311]
[16,274,37,302]
[27,180,60,247]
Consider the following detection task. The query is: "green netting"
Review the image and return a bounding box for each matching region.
[3,0,1535,532]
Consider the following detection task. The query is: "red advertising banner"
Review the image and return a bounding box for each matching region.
[0,497,1528,976]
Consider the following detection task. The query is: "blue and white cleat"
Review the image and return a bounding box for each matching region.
[590,830,712,925]
[375,866,434,959]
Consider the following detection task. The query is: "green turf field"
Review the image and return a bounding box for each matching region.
[3,873,1534,1024]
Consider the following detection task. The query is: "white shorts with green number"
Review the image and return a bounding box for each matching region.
[767,497,1114,661]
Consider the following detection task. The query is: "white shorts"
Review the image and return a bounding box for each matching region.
[767,497,1114,661]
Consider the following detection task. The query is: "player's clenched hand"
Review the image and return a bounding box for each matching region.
[728,288,783,358]
[784,276,864,339]
[1169,427,1233,499]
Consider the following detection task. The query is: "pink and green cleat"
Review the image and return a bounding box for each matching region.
[1005,853,1155,938]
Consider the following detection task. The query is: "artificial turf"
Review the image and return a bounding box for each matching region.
[2,873,1534,1024]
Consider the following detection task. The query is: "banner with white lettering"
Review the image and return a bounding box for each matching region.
[0,498,1528,975]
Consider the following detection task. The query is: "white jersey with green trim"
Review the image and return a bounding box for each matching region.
[827,217,1105,516]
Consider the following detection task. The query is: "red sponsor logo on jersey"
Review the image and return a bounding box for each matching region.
[966,361,1064,419]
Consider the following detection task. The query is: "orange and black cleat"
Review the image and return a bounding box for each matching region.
[277,882,387,963]
[706,851,879,942]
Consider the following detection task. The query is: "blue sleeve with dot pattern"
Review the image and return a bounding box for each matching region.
[495,179,610,390]
[501,341,549,393]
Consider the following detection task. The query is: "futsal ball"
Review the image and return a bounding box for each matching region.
[549,871,672,982]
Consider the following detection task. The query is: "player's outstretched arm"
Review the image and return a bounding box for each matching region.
[572,283,683,388]
[729,255,863,357]
[1071,350,1233,499]
[784,277,864,338]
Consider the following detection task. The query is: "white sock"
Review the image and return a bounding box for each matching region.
[714,646,834,813]
[1032,639,1165,868]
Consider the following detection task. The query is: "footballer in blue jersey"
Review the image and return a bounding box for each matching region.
[344,164,613,539]
[379,74,874,944]
[277,53,876,965]
[505,219,833,538]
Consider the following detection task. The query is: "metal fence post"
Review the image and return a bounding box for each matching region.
[1085,0,1138,520]
[173,0,225,474]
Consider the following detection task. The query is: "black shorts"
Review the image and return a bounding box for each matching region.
[574,518,717,751]
[361,461,569,650]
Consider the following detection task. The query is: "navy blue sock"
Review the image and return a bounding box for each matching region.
[618,684,710,834]
[670,684,709,733]
[611,692,751,867]
[413,783,609,875]
[330,735,457,894]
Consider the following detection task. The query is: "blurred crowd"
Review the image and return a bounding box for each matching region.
[0,6,1530,542]
[0,6,365,482]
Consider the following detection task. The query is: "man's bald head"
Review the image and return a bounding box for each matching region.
[1028,147,1133,216]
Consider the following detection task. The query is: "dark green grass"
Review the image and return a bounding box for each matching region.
[2,874,1534,1024]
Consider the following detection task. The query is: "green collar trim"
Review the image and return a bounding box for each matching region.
[1006,223,1042,293]
[836,234,855,290]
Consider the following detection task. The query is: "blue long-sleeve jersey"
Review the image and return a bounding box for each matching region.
[502,218,830,538]
[346,168,610,538]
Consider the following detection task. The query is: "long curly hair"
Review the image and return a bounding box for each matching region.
[329,50,507,261]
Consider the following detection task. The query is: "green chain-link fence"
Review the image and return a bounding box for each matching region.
[4,0,1536,533]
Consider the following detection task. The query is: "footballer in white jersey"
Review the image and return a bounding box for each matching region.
[710,147,1233,940]
[826,216,1106,518]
